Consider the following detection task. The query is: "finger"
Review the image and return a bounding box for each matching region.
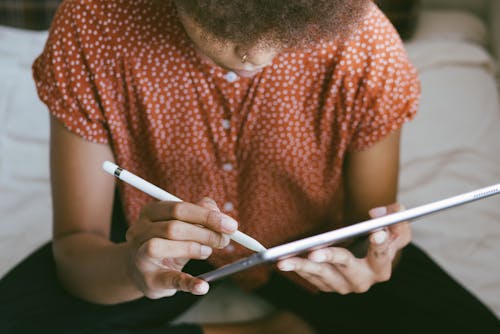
[387,222,412,248]
[280,260,332,292]
[368,203,411,250]
[127,219,228,250]
[308,247,356,269]
[131,198,229,249]
[387,203,405,214]
[368,206,388,218]
[386,204,412,248]
[366,229,393,281]
[139,238,213,261]
[309,247,375,293]
[371,203,412,249]
[153,271,209,296]
[157,220,230,249]
[278,257,351,294]
[368,203,403,219]
[142,201,237,234]
[194,198,230,248]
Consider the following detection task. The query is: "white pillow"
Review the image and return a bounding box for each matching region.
[404,39,496,73]
[0,25,48,68]
[420,0,488,18]
[0,26,50,186]
[0,26,52,278]
[411,9,488,46]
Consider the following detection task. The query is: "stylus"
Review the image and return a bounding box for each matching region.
[102,161,267,253]
[197,182,500,282]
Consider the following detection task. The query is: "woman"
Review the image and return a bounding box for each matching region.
[1,0,498,333]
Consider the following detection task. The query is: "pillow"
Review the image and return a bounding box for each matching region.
[404,39,496,73]
[0,25,48,67]
[0,26,52,278]
[411,9,488,46]
[420,0,488,18]
[0,26,50,182]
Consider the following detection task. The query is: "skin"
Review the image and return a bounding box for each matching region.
[49,6,412,334]
[176,7,279,77]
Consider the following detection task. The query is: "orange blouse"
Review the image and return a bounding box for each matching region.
[33,0,419,289]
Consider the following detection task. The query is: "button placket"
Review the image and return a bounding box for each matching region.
[216,69,246,223]
[220,158,237,219]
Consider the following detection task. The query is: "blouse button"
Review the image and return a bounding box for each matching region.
[222,163,234,171]
[223,201,234,212]
[221,119,231,129]
[224,71,238,83]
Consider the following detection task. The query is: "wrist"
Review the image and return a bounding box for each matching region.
[119,241,146,300]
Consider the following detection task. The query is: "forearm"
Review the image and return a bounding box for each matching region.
[343,130,401,225]
[53,232,143,305]
[343,130,408,267]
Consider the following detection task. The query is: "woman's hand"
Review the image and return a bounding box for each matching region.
[277,203,411,294]
[125,197,237,299]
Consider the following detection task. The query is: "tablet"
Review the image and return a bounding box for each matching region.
[197,183,500,282]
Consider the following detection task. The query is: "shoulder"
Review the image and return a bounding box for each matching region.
[48,0,113,49]
[52,0,109,25]
[44,0,184,69]
[317,2,417,83]
[49,0,179,46]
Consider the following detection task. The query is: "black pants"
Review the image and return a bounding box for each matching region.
[1,203,499,333]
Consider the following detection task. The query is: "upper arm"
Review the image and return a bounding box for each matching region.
[343,129,401,224]
[50,116,116,242]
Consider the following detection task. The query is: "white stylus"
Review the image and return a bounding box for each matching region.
[102,161,267,252]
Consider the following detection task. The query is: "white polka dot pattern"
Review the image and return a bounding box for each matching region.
[32,0,420,289]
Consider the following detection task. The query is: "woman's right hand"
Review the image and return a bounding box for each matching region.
[125,197,237,298]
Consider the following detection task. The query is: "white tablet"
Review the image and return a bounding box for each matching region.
[198,183,500,282]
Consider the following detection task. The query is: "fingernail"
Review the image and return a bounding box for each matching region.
[201,245,212,257]
[278,262,295,271]
[333,252,348,264]
[200,196,217,206]
[221,234,231,248]
[221,216,238,233]
[310,252,326,262]
[369,206,387,218]
[372,230,388,245]
[194,281,209,295]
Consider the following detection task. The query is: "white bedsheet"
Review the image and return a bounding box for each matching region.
[0,27,51,279]
[400,64,500,317]
[0,6,499,321]
[398,14,500,315]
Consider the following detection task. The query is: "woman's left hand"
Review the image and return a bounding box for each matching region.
[277,203,412,294]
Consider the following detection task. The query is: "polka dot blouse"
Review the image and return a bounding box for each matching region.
[33,0,420,289]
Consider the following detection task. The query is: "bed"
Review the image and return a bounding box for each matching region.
[1,3,499,322]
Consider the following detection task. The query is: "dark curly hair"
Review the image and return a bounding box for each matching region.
[173,0,371,48]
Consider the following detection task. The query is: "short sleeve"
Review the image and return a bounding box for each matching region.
[32,0,110,144]
[345,6,420,151]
